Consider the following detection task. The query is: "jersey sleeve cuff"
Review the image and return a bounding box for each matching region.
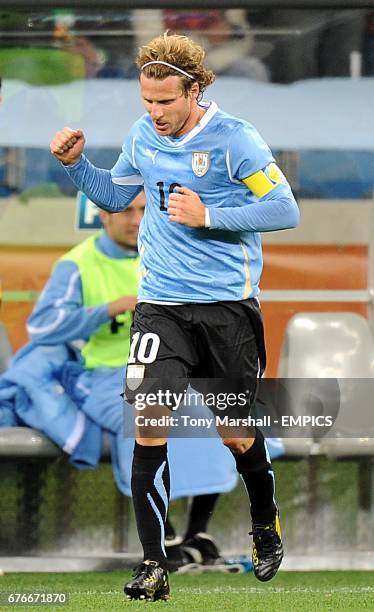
[61,154,87,171]
[205,208,211,228]
[207,207,220,229]
[95,304,112,324]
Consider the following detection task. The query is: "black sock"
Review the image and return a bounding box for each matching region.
[232,428,277,525]
[131,442,170,568]
[184,493,220,540]
[165,515,176,539]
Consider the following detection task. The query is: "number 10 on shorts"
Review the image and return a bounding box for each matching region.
[128,332,160,364]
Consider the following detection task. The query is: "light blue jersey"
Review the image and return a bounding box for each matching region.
[65,101,299,303]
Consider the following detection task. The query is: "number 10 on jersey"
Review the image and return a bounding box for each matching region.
[156,182,181,211]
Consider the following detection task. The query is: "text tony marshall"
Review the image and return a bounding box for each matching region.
[134,415,271,428]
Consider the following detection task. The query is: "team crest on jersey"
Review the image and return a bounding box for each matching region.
[192,151,210,177]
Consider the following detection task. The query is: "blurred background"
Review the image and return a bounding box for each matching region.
[0,0,374,571]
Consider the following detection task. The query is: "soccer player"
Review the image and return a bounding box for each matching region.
[50,32,299,602]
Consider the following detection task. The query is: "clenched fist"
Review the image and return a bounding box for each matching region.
[50,126,86,166]
[168,186,206,228]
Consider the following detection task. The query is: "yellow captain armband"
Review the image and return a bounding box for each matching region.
[242,163,287,198]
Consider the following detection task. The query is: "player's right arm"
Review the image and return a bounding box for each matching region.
[27,261,137,346]
[27,261,109,345]
[50,126,86,166]
[50,127,143,212]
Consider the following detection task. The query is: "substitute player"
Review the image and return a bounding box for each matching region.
[50,32,299,602]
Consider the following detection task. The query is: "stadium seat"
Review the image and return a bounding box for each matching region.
[310,313,374,457]
[279,313,374,458]
[277,315,330,456]
[0,320,12,374]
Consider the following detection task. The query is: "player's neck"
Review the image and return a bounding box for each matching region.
[174,104,207,137]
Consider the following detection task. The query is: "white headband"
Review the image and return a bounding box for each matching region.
[141,60,194,80]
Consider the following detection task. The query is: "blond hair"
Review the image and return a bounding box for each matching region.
[136,32,215,97]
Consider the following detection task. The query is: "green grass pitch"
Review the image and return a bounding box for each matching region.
[0,570,373,610]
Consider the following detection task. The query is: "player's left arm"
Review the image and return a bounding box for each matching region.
[168,124,299,231]
[207,164,300,232]
[167,168,299,231]
[209,123,300,232]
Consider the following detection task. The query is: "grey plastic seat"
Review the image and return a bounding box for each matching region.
[0,427,61,459]
[279,313,374,458]
[0,427,112,460]
[0,321,13,374]
[278,312,374,380]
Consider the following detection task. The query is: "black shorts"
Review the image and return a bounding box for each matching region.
[124,298,266,416]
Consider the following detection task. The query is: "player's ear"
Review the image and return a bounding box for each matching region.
[190,82,200,101]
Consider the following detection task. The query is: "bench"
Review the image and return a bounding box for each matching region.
[0,426,129,554]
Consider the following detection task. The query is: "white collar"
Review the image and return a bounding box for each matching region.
[163,101,218,147]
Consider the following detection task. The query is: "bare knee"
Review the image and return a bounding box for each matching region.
[223,437,255,455]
